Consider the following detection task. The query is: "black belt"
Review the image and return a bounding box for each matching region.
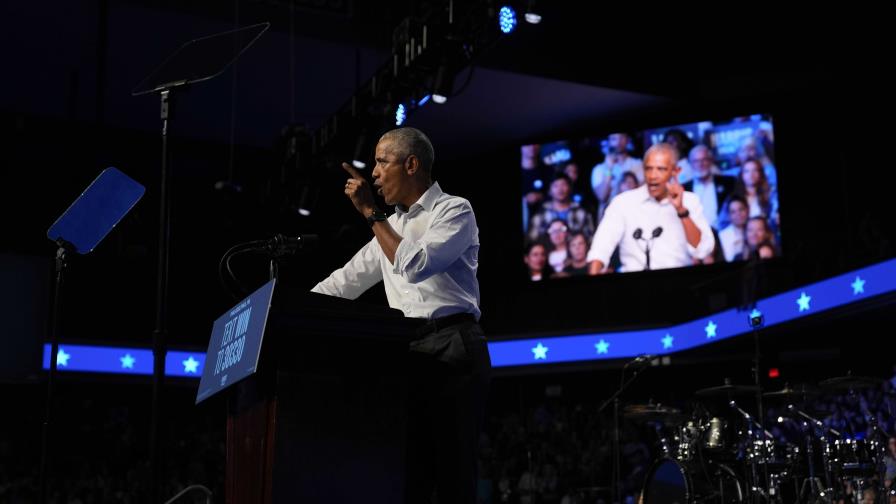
[414,312,476,337]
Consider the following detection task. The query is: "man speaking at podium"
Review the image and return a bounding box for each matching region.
[311,127,491,503]
[587,142,715,274]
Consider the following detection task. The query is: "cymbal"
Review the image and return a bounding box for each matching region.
[623,404,683,422]
[763,384,820,399]
[819,376,881,390]
[695,383,759,397]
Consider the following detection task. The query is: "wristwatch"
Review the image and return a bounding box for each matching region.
[677,208,690,219]
[367,208,388,227]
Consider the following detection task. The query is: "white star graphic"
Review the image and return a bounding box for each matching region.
[662,334,674,350]
[183,356,200,374]
[595,339,609,354]
[532,343,549,360]
[57,348,70,367]
[851,276,865,295]
[797,292,812,312]
[705,320,717,339]
[120,353,135,369]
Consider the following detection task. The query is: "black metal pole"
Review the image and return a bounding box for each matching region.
[38,242,70,504]
[150,88,173,504]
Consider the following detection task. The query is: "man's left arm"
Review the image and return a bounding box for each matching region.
[679,194,715,260]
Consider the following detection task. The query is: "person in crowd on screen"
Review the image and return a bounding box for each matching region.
[559,232,591,277]
[590,133,643,220]
[587,143,715,274]
[521,144,548,234]
[718,195,749,262]
[562,161,597,212]
[546,219,570,273]
[742,216,777,260]
[525,241,549,281]
[528,174,595,242]
[684,144,737,228]
[311,127,490,503]
[733,158,779,229]
[722,136,778,189]
[617,170,640,195]
[662,128,696,184]
[683,145,737,229]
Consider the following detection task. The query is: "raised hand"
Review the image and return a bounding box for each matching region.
[342,162,376,216]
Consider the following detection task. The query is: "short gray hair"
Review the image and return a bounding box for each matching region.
[644,142,680,165]
[379,127,435,173]
[688,144,712,162]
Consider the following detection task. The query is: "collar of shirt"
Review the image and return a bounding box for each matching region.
[635,184,672,206]
[395,182,442,217]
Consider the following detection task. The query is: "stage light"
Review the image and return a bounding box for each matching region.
[432,62,452,104]
[296,186,314,217]
[498,6,517,34]
[417,94,431,106]
[395,103,407,126]
[524,0,541,24]
[352,129,371,169]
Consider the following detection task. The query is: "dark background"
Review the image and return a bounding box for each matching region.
[1,1,894,501]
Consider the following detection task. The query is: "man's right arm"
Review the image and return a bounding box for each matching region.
[586,198,626,275]
[311,237,384,299]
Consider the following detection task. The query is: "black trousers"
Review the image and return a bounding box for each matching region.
[404,321,491,504]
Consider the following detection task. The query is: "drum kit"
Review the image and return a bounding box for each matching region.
[627,375,892,503]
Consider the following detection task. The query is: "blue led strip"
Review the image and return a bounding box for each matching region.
[489,258,896,367]
[42,344,205,378]
[42,259,894,375]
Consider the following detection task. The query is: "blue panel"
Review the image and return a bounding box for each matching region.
[42,344,154,375]
[166,351,206,377]
[46,167,145,254]
[41,259,895,374]
[42,344,206,378]
[488,258,896,367]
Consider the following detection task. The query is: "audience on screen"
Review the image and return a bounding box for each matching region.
[528,174,595,244]
[521,118,781,279]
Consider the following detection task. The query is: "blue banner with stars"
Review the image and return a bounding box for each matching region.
[488,258,895,367]
[42,344,205,378]
[42,259,894,374]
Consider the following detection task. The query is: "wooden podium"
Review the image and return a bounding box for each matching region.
[224,290,419,503]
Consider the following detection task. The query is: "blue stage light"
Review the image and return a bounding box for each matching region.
[498,6,517,34]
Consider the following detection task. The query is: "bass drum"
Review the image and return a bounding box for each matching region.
[641,458,745,504]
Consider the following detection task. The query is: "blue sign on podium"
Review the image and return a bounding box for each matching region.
[196,279,276,404]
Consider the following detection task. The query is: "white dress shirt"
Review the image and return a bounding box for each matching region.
[311,182,481,320]
[586,185,715,272]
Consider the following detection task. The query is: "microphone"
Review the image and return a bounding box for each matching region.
[264,233,319,256]
[633,227,662,271]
